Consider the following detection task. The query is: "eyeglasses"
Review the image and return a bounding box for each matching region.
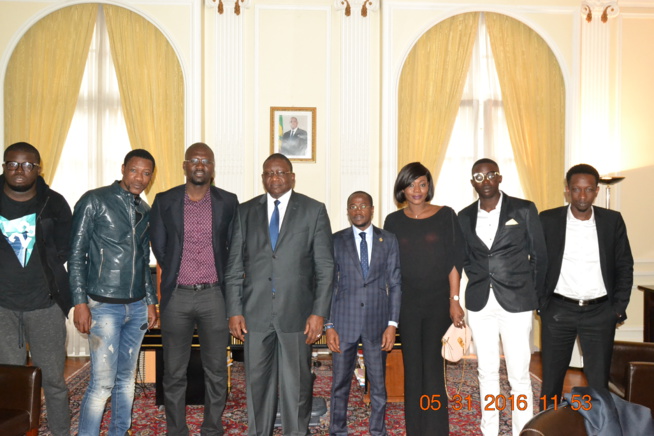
[185,158,214,166]
[4,161,40,172]
[348,204,372,211]
[472,171,501,183]
[263,171,292,178]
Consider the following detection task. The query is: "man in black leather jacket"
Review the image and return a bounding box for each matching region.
[69,149,158,436]
[0,141,72,436]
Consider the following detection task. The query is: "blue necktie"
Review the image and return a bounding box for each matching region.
[270,200,280,250]
[360,232,369,279]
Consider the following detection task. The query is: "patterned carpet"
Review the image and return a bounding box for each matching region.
[40,357,542,435]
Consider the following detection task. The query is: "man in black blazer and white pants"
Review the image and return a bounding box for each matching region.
[458,158,547,436]
[538,164,633,409]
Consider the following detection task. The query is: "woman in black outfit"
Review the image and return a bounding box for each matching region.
[383,162,465,435]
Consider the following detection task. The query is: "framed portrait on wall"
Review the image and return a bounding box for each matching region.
[270,107,316,162]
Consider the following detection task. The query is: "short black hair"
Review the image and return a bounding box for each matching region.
[347,191,373,207]
[471,158,499,173]
[124,149,155,170]
[4,141,41,163]
[263,153,293,173]
[393,162,434,204]
[566,164,600,186]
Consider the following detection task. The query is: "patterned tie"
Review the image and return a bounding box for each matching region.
[270,200,280,250]
[360,232,369,279]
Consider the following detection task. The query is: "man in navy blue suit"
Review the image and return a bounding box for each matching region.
[325,191,402,436]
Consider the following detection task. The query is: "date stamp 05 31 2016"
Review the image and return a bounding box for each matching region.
[418,394,593,411]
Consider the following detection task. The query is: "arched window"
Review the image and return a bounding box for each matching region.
[51,5,132,207]
[434,14,524,212]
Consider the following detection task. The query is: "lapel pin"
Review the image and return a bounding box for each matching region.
[379,237,383,242]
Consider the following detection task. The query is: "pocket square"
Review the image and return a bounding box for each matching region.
[505,218,519,225]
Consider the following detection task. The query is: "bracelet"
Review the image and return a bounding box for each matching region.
[324,323,335,331]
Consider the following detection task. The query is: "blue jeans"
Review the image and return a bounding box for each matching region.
[78,299,148,436]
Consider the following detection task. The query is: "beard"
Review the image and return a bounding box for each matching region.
[5,178,36,192]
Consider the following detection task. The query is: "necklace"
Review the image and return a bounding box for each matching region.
[409,206,429,219]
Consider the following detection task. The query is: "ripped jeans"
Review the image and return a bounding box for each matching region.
[77,298,148,436]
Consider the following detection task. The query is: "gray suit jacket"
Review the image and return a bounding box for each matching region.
[224,191,334,333]
[328,226,402,343]
[458,193,547,313]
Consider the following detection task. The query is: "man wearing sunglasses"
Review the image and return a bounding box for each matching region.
[458,158,547,436]
[150,142,238,436]
[0,141,72,436]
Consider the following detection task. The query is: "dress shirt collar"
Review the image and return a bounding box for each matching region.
[477,191,504,214]
[351,224,373,242]
[267,190,292,226]
[566,204,596,226]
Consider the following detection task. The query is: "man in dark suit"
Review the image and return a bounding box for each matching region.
[458,158,547,436]
[280,117,308,157]
[225,153,334,436]
[326,191,401,436]
[538,164,633,409]
[150,143,238,436]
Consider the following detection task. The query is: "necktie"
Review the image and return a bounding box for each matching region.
[270,200,280,250]
[360,232,369,279]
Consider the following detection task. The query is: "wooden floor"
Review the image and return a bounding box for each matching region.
[63,356,90,379]
[529,351,588,395]
[63,351,587,393]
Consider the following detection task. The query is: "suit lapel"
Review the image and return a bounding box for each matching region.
[255,194,272,251]
[275,191,298,251]
[368,226,384,279]
[171,190,186,245]
[210,187,222,248]
[342,230,362,277]
[593,207,608,282]
[491,194,511,249]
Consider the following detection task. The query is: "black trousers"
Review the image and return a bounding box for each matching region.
[161,285,229,436]
[400,298,450,436]
[540,298,617,409]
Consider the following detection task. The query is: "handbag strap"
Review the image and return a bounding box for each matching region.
[444,358,466,401]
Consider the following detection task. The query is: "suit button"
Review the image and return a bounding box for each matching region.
[272,255,277,259]
[363,284,367,287]
[361,303,364,307]
[268,277,272,281]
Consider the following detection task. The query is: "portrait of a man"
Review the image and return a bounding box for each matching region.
[271,107,316,161]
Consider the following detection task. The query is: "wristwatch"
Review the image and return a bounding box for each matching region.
[323,323,335,331]
[449,295,460,301]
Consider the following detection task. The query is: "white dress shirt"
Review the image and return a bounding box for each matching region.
[476,192,504,250]
[267,190,292,231]
[554,206,607,300]
[352,224,373,267]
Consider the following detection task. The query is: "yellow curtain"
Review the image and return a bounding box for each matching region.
[397,12,479,177]
[4,4,97,183]
[486,13,566,212]
[104,5,184,201]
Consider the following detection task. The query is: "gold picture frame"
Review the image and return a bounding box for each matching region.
[270,107,316,162]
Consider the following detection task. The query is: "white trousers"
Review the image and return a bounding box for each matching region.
[467,291,534,436]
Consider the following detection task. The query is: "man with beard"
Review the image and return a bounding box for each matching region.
[0,141,72,436]
[539,164,633,409]
[150,143,238,435]
[70,148,159,435]
[458,158,547,436]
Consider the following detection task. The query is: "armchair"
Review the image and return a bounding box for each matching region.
[520,405,587,436]
[609,340,654,412]
[0,365,42,436]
